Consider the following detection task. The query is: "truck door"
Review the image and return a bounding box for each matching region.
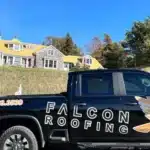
[120,71,150,142]
[69,71,128,143]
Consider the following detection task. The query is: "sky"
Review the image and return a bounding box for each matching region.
[0,0,150,50]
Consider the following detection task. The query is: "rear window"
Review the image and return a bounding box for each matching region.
[80,73,113,96]
[123,72,150,95]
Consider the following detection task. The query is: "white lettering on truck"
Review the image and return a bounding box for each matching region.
[44,102,130,135]
[87,107,97,119]
[73,105,82,117]
[57,103,67,116]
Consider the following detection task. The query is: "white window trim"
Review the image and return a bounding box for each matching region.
[44,59,58,69]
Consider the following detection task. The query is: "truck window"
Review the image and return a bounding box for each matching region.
[80,73,113,96]
[123,72,150,95]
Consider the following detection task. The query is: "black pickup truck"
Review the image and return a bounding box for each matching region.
[1,69,150,150]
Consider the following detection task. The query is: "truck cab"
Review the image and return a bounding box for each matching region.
[67,69,150,148]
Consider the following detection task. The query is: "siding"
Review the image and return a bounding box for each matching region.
[35,45,64,70]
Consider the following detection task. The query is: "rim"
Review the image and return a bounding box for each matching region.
[3,134,29,150]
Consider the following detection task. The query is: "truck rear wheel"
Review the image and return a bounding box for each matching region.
[0,125,38,150]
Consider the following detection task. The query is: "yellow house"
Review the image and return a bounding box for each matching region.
[0,37,103,70]
[0,37,46,68]
[63,55,103,70]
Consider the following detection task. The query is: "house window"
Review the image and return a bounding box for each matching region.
[64,63,69,68]
[54,61,57,68]
[64,63,70,70]
[90,59,92,64]
[28,59,32,67]
[84,58,92,65]
[69,63,74,69]
[86,59,89,64]
[3,56,7,64]
[8,56,13,65]
[23,45,26,48]
[49,60,53,67]
[14,44,20,50]
[22,58,27,67]
[45,60,48,67]
[48,50,54,55]
[9,44,14,49]
[4,44,8,48]
[44,59,57,69]
[42,58,44,67]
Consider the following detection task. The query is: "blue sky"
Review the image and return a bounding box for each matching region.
[0,0,150,50]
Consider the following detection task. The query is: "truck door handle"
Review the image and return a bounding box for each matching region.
[76,103,87,106]
[125,102,138,106]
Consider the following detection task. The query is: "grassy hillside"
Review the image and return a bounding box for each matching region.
[0,66,68,96]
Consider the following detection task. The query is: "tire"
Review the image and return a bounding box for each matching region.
[0,125,38,150]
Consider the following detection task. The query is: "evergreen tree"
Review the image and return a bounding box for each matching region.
[62,33,74,55]
[125,17,150,66]
[42,33,81,55]
[103,34,124,68]
[62,33,81,55]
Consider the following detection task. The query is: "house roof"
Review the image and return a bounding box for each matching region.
[63,55,104,69]
[63,55,81,64]
[35,44,64,56]
[0,39,45,56]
